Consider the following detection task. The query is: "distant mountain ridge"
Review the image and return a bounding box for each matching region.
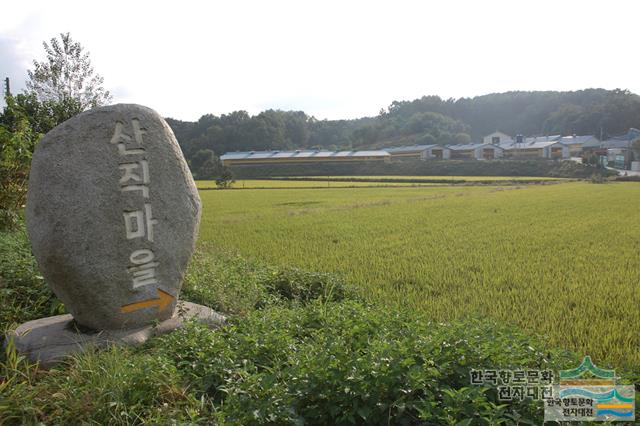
[166,89,640,173]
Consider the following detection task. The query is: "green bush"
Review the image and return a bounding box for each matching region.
[153,301,578,425]
[263,267,352,304]
[588,173,608,184]
[0,95,42,231]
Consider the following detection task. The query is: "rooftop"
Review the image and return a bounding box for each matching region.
[447,143,502,150]
[585,128,640,149]
[220,150,391,161]
[384,144,436,153]
[558,135,598,145]
[499,140,561,150]
[525,135,561,144]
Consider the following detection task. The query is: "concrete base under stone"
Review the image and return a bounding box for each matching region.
[6,301,226,369]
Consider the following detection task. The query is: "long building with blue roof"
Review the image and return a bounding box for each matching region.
[220,149,391,166]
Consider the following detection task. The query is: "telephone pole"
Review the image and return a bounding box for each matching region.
[4,77,10,97]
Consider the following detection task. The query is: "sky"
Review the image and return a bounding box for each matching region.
[2,0,639,121]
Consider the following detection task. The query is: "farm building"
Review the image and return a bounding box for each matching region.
[483,131,513,145]
[220,150,391,166]
[499,136,566,159]
[384,143,504,160]
[384,144,436,160]
[447,143,504,160]
[525,135,562,144]
[426,145,451,160]
[558,135,599,156]
[582,128,640,169]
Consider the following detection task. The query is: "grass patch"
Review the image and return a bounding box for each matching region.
[0,227,64,331]
[182,245,354,315]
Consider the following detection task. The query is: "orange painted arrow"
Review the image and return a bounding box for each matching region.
[120,289,174,314]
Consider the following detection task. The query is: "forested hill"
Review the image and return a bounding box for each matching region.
[167,89,640,160]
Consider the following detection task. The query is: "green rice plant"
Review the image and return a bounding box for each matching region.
[196,181,640,372]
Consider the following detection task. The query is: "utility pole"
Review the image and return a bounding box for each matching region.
[4,77,10,97]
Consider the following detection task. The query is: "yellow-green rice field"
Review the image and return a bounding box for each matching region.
[196,179,445,189]
[279,175,567,181]
[196,180,640,370]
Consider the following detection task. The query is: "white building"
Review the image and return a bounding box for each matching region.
[483,131,514,145]
[558,135,599,156]
[384,144,436,160]
[220,150,391,166]
[448,143,504,160]
[499,138,567,159]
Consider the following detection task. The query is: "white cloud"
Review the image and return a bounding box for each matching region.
[2,0,639,120]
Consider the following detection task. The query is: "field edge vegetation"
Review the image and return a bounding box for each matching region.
[0,223,600,425]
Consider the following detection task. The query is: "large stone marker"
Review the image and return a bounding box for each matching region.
[9,104,224,367]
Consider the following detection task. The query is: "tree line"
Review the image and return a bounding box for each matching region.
[169,89,640,177]
[1,33,112,230]
[5,33,640,217]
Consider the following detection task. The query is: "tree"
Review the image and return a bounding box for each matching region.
[0,95,41,229]
[199,156,223,180]
[26,32,111,120]
[215,167,235,189]
[190,149,216,176]
[0,93,71,134]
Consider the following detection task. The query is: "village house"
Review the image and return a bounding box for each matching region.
[483,131,513,146]
[384,144,436,161]
[448,143,504,160]
[498,135,566,159]
[582,128,640,170]
[558,135,599,157]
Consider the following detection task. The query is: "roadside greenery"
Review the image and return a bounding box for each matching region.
[0,226,63,329]
[1,225,584,425]
[228,159,609,179]
[0,96,41,230]
[1,32,111,230]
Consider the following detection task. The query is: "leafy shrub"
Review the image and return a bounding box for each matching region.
[0,96,42,231]
[588,173,608,184]
[262,267,352,304]
[215,167,235,189]
[154,301,578,425]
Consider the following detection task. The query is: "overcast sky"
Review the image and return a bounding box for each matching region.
[2,0,639,121]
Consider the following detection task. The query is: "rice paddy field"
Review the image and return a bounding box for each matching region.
[196,179,445,189]
[196,180,640,370]
[197,175,567,189]
[280,175,567,181]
